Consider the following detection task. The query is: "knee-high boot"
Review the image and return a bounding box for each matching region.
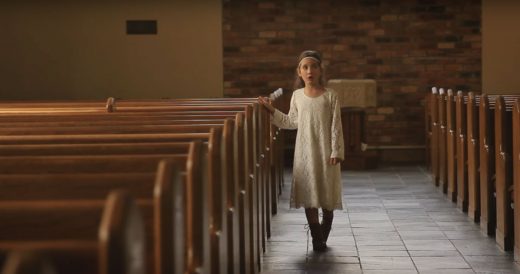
[321,210,333,243]
[309,223,327,252]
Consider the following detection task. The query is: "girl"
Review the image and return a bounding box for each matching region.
[258,50,344,252]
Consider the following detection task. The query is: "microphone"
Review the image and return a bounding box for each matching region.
[269,88,283,100]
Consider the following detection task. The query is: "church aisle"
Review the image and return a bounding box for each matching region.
[261,166,520,274]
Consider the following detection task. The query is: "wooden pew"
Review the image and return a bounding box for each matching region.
[119,103,262,273]
[494,95,520,251]
[456,91,468,211]
[446,89,457,201]
[428,90,520,253]
[111,100,273,257]
[117,96,281,217]
[513,99,520,261]
[0,106,264,230]
[0,118,252,274]
[0,124,228,135]
[432,89,484,221]
[0,142,190,156]
[1,251,57,274]
[0,98,257,114]
[0,111,242,121]
[0,114,253,272]
[430,87,440,186]
[479,94,497,236]
[479,94,520,238]
[0,116,236,127]
[100,101,266,272]
[0,130,225,274]
[0,149,195,274]
[467,92,481,221]
[176,98,285,218]
[0,155,197,274]
[0,190,145,274]
[0,99,276,274]
[438,88,448,193]
[0,100,278,223]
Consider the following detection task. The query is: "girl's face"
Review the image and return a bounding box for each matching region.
[297,58,322,87]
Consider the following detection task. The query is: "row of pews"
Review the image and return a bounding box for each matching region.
[426,88,520,258]
[0,96,285,274]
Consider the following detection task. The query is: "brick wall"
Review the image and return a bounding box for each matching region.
[223,0,481,163]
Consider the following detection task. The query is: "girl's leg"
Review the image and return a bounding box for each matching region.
[304,208,319,225]
[321,209,334,243]
[305,208,327,251]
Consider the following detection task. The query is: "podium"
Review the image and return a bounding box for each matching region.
[328,79,379,170]
[341,107,378,170]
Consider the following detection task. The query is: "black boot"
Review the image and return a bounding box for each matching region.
[309,223,327,252]
[321,211,333,243]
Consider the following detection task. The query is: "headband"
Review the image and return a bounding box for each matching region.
[298,56,321,66]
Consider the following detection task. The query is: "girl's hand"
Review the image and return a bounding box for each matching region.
[329,157,340,165]
[257,96,275,114]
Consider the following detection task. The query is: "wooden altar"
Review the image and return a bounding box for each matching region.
[341,107,378,170]
[328,79,379,170]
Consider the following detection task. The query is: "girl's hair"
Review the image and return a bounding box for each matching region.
[293,50,327,89]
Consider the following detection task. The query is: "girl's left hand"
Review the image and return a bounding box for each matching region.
[329,157,340,165]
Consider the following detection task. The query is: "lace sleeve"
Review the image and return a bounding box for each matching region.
[272,93,298,130]
[330,92,344,160]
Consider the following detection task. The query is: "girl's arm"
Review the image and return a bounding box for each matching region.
[258,94,298,130]
[330,92,344,161]
[258,97,275,113]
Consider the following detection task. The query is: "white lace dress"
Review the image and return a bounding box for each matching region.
[272,88,344,210]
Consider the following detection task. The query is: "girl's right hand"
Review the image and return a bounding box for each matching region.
[257,96,275,114]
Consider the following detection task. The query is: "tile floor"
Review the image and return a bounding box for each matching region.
[261,166,520,274]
